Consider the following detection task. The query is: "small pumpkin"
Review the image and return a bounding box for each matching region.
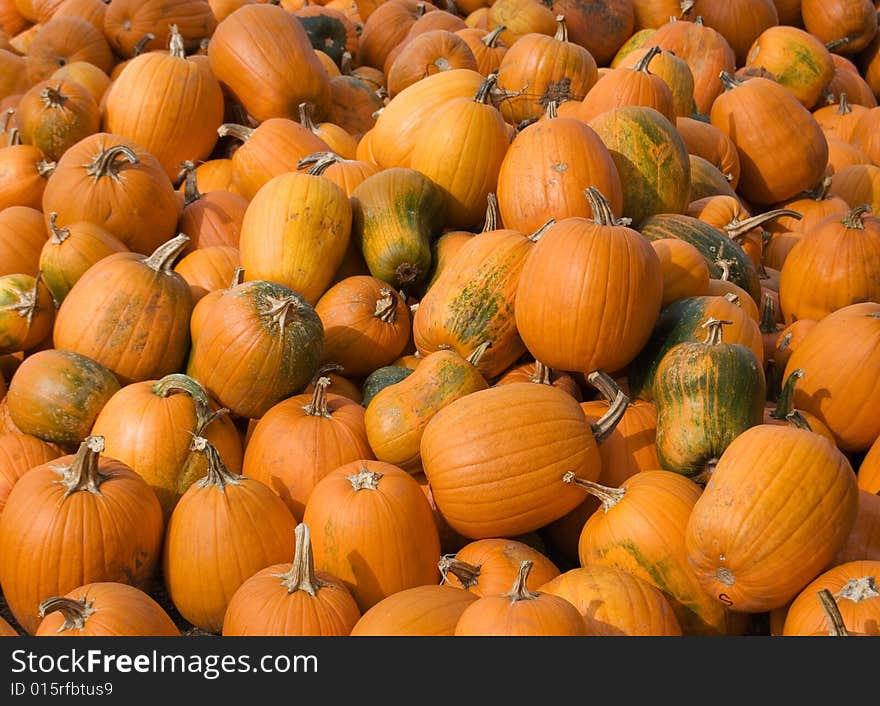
[16,77,99,162]
[350,584,477,636]
[0,430,63,516]
[0,143,54,213]
[0,272,54,355]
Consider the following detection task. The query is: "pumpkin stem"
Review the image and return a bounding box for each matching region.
[298,102,319,134]
[842,205,872,230]
[57,436,108,499]
[836,92,851,116]
[40,82,68,109]
[374,288,399,323]
[217,123,254,143]
[192,435,242,491]
[395,262,421,285]
[152,373,218,432]
[529,360,553,386]
[504,560,539,602]
[303,376,332,418]
[229,267,244,288]
[0,107,13,133]
[817,589,850,636]
[804,176,833,201]
[438,555,481,589]
[785,409,813,431]
[132,33,155,57]
[416,2,427,18]
[178,160,203,205]
[719,71,744,92]
[825,36,853,51]
[346,465,382,491]
[584,187,632,227]
[168,24,186,58]
[553,15,568,42]
[724,209,802,239]
[474,73,499,104]
[837,576,879,603]
[37,595,95,632]
[776,331,792,354]
[86,144,140,181]
[261,294,306,334]
[274,523,328,596]
[36,160,56,178]
[47,212,70,244]
[562,472,626,511]
[680,0,695,16]
[481,192,499,232]
[759,293,778,335]
[544,99,558,119]
[465,340,492,367]
[5,127,19,146]
[715,258,733,281]
[701,317,732,344]
[143,234,190,272]
[586,371,629,444]
[772,368,804,420]
[310,362,345,385]
[528,218,556,242]
[8,270,45,328]
[633,46,661,73]
[482,25,506,48]
[299,151,342,175]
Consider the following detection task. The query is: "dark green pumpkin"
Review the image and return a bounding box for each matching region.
[295,14,351,68]
[653,318,765,479]
[639,213,762,304]
[688,154,739,202]
[361,365,414,407]
[351,167,447,292]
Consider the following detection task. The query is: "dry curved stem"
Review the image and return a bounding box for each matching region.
[585,187,632,227]
[40,82,68,109]
[715,258,734,281]
[836,576,879,604]
[298,151,342,175]
[529,360,553,386]
[274,524,329,596]
[804,176,833,201]
[465,340,492,367]
[474,72,499,104]
[217,123,254,143]
[701,317,733,345]
[586,371,630,444]
[544,99,559,120]
[346,465,382,491]
[340,51,353,75]
[0,107,14,134]
[178,160,202,205]
[38,595,95,632]
[192,436,243,492]
[54,436,108,499]
[825,36,854,51]
[47,212,69,244]
[5,127,19,146]
[785,409,813,431]
[262,295,304,334]
[37,160,56,178]
[504,561,539,602]
[303,377,332,418]
[309,362,344,386]
[632,45,661,73]
[168,24,186,58]
[151,373,217,432]
[482,25,506,48]
[842,204,872,230]
[770,369,803,421]
[528,218,556,242]
[144,234,190,272]
[759,294,778,335]
[374,288,399,323]
[724,209,802,239]
[438,555,481,589]
[562,472,626,512]
[835,92,851,116]
[228,267,244,289]
[481,192,499,232]
[553,15,568,42]
[86,144,140,181]
[817,589,849,636]
[9,270,45,328]
[298,102,319,134]
[719,71,744,92]
[132,33,155,58]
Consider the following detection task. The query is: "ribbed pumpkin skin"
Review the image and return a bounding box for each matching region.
[207,4,330,123]
[0,273,54,354]
[102,47,224,182]
[514,214,663,375]
[832,490,880,565]
[186,280,324,420]
[302,460,441,612]
[26,16,115,84]
[587,106,690,227]
[675,117,741,189]
[539,565,683,636]
[859,435,880,494]
[350,584,478,636]
[412,229,535,379]
[16,78,99,162]
[496,116,623,235]
[364,350,488,473]
[441,538,561,596]
[654,334,766,478]
[578,470,741,636]
[421,383,599,539]
[239,172,351,306]
[783,302,880,453]
[35,582,180,636]
[103,0,216,57]
[454,586,587,636]
[0,431,62,515]
[0,145,52,214]
[174,246,241,302]
[0,445,164,634]
[685,425,859,613]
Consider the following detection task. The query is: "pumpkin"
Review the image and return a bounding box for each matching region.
[675,117,741,189]
[823,56,877,109]
[651,238,711,307]
[548,0,633,68]
[0,49,28,103]
[0,430,62,515]
[296,151,380,197]
[361,365,413,407]
[494,359,582,401]
[52,0,107,30]
[243,376,374,518]
[496,105,624,234]
[35,582,180,636]
[386,29,478,99]
[358,0,438,71]
[41,133,180,256]
[829,163,880,213]
[765,177,849,239]
[103,0,215,57]
[802,0,877,56]
[0,144,54,213]
[514,188,664,374]
[850,107,880,169]
[173,245,241,303]
[685,423,859,613]
[617,44,696,119]
[438,537,560,596]
[222,523,361,636]
[26,16,114,84]
[860,434,880,494]
[826,138,872,176]
[163,436,298,634]
[207,4,330,123]
[486,0,556,46]
[16,78,99,162]
[101,25,225,183]
[52,234,194,385]
[631,0,690,31]
[455,25,507,76]
[653,318,765,479]
[364,347,489,474]
[0,435,163,634]
[576,469,744,636]
[0,272,54,354]
[773,318,817,373]
[302,459,441,612]
[814,93,870,144]
[687,154,739,202]
[833,491,880,565]
[0,614,16,636]
[186,279,324,420]
[90,373,243,520]
[238,170,351,305]
[315,276,411,378]
[0,206,47,278]
[6,348,120,447]
[382,9,469,77]
[421,376,628,539]
[350,584,477,636]
[293,2,360,68]
[686,0,779,68]
[587,105,691,226]
[539,565,682,636]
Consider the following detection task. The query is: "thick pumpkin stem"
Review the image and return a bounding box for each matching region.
[482,192,499,232]
[544,99,559,120]
[38,595,95,632]
[553,15,568,43]
[438,555,481,589]
[262,294,306,334]
[144,234,190,272]
[152,373,217,431]
[586,371,630,444]
[817,589,849,636]
[633,46,661,73]
[528,218,556,242]
[759,294,778,335]
[37,160,56,178]
[724,209,802,239]
[805,176,833,201]
[217,123,254,143]
[715,259,733,281]
[86,144,140,181]
[465,340,492,367]
[9,271,45,329]
[785,410,813,431]
[40,83,68,109]
[346,465,382,491]
[529,360,553,386]
[192,436,242,491]
[701,317,732,344]
[132,33,155,57]
[47,212,70,244]
[299,151,342,175]
[842,205,872,230]
[179,160,203,205]
[5,127,19,146]
[563,472,626,511]
[474,73,499,104]
[374,288,399,323]
[825,36,854,51]
[836,576,879,603]
[504,560,539,602]
[584,187,632,227]
[298,102,319,134]
[58,436,108,499]
[303,377,332,418]
[482,25,506,48]
[719,71,744,92]
[275,523,328,596]
[229,267,245,288]
[168,24,186,59]
[836,92,851,116]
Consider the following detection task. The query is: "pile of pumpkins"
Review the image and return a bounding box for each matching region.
[1,0,880,638]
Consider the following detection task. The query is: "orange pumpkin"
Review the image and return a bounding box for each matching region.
[25,15,114,84]
[16,78,99,162]
[350,584,477,636]
[859,434,880,494]
[173,245,240,303]
[0,143,54,213]
[102,0,216,57]
[0,272,54,354]
[386,29,478,99]
[833,490,880,565]
[0,430,62,516]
